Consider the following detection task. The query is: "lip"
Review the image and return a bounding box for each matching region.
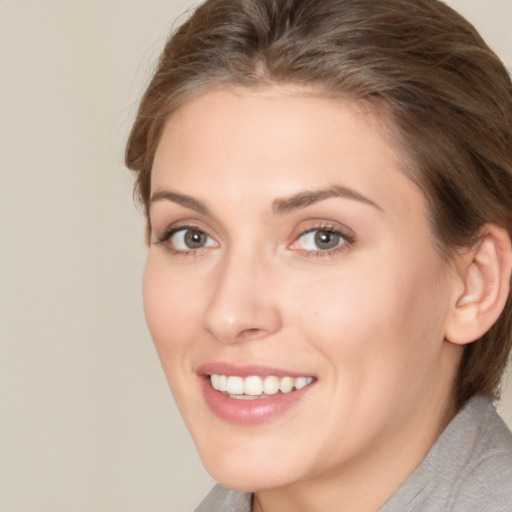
[197,362,315,378]
[197,363,316,425]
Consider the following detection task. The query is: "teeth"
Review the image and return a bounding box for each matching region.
[279,376,294,393]
[226,376,244,395]
[218,374,228,392]
[295,377,309,390]
[262,376,280,395]
[210,374,314,396]
[244,376,263,396]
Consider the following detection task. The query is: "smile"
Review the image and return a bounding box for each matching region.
[210,374,315,399]
[200,366,317,424]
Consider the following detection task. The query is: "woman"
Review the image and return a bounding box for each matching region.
[126,0,512,510]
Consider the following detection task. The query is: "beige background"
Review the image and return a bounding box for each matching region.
[0,1,511,511]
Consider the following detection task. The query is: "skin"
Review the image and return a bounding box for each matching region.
[144,86,467,512]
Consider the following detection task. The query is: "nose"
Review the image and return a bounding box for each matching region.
[201,252,283,344]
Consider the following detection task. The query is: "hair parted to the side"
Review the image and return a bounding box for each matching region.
[126,0,512,408]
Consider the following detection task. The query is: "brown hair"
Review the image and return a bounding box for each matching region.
[126,0,512,408]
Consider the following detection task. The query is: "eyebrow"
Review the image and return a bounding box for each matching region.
[273,185,383,214]
[149,185,382,216]
[150,190,210,215]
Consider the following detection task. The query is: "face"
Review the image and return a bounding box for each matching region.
[144,87,462,494]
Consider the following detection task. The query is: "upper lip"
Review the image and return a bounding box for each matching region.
[197,362,315,379]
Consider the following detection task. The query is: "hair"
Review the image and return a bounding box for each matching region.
[126,0,512,408]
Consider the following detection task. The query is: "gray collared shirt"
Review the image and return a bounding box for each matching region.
[195,396,512,511]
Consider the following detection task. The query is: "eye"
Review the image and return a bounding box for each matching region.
[290,227,353,254]
[171,228,216,250]
[158,226,217,253]
[301,229,341,250]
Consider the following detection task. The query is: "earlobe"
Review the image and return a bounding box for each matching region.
[445,225,512,346]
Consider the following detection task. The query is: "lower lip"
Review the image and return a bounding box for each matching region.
[200,377,314,425]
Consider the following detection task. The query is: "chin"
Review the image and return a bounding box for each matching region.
[198,442,303,493]
[210,467,293,494]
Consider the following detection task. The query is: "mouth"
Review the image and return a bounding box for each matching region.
[198,365,317,424]
[209,374,315,400]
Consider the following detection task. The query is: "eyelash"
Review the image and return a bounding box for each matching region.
[290,224,355,258]
[155,225,217,255]
[154,224,356,257]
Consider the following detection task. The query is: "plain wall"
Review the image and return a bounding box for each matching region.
[0,1,511,511]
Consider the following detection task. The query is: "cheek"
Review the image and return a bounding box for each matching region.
[293,250,450,379]
[288,256,452,455]
[142,257,210,421]
[142,257,202,361]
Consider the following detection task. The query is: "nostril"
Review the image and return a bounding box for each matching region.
[237,328,266,341]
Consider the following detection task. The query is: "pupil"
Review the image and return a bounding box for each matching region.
[185,230,206,249]
[314,230,339,250]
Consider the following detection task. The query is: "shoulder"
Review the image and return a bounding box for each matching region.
[440,396,512,511]
[194,484,252,512]
[449,399,512,511]
[381,396,512,512]
[451,450,512,511]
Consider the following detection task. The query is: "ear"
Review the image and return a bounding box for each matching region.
[445,224,512,345]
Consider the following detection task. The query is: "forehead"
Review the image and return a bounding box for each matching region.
[151,86,426,222]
